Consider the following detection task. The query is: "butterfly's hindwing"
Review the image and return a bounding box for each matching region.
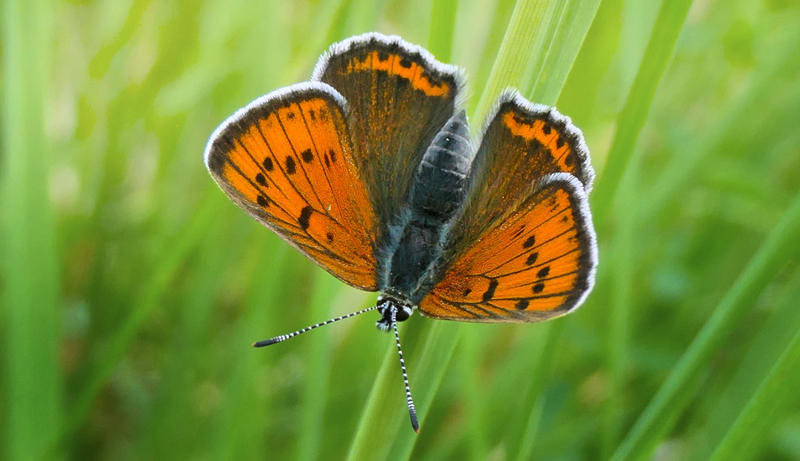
[205,83,379,290]
[446,91,594,257]
[419,174,597,322]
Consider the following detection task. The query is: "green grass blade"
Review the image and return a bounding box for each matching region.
[298,273,347,460]
[520,0,601,103]
[709,323,800,461]
[590,0,693,227]
[63,190,225,439]
[428,0,460,62]
[290,0,354,78]
[690,269,800,460]
[345,319,435,461]
[455,329,490,460]
[135,214,245,458]
[342,0,385,37]
[345,341,398,461]
[464,0,515,116]
[601,152,640,457]
[556,0,624,125]
[213,243,288,460]
[642,29,800,221]
[1,0,62,458]
[387,322,461,460]
[474,0,602,117]
[611,189,800,461]
[513,320,565,461]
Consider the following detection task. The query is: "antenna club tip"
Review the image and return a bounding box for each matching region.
[411,414,420,433]
[253,338,280,347]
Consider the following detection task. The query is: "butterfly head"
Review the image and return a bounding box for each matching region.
[376,294,414,331]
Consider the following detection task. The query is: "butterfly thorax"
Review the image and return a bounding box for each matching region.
[380,111,472,306]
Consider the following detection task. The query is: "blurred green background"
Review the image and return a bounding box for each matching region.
[3,0,800,459]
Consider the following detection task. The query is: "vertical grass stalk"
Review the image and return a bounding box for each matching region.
[475,0,602,117]
[590,0,694,228]
[1,0,62,459]
[709,305,800,461]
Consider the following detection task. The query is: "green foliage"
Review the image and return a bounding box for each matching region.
[2,0,800,459]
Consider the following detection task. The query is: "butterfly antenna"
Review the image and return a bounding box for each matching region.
[253,305,379,347]
[391,308,420,433]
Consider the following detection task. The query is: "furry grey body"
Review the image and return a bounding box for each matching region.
[379,111,472,304]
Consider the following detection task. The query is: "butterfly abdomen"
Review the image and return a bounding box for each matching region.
[382,111,472,302]
[407,110,471,224]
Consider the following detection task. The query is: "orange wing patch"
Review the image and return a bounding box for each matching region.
[502,112,574,174]
[419,177,596,322]
[206,84,378,290]
[490,95,591,187]
[345,50,451,97]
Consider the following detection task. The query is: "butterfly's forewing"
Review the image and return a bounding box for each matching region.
[420,174,596,321]
[205,83,379,290]
[419,92,597,322]
[312,33,464,252]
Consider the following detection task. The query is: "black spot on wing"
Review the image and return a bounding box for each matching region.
[298,206,312,230]
[523,235,536,249]
[301,149,314,163]
[482,279,498,302]
[286,156,297,175]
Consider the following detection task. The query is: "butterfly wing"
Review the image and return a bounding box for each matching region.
[205,82,379,290]
[418,92,597,322]
[312,33,465,261]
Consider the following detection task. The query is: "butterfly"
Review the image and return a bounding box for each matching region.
[204,32,597,432]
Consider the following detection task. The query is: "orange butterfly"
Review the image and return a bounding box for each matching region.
[204,33,597,432]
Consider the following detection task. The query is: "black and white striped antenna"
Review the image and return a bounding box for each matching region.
[390,307,420,432]
[252,302,420,432]
[252,305,378,347]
